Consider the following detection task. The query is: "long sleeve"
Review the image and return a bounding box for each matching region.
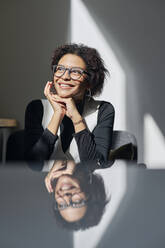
[24,100,58,161]
[73,101,115,167]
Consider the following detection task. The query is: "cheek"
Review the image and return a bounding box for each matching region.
[53,76,58,83]
[53,77,59,90]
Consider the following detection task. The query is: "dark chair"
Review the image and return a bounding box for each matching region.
[6,129,138,163]
[6,130,25,161]
[109,130,137,162]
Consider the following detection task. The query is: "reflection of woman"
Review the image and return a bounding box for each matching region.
[45,161,109,230]
[25,44,115,167]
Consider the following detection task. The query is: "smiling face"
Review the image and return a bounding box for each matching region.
[54,175,87,222]
[53,54,89,100]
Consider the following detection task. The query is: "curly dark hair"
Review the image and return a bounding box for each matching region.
[51,163,110,231]
[51,43,109,96]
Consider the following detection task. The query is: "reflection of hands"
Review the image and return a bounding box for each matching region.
[44,82,66,119]
[44,160,76,193]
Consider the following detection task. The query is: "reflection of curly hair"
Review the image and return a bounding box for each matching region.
[51,163,110,231]
[51,43,109,96]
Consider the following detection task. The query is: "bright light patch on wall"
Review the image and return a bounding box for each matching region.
[74,163,127,248]
[71,0,127,247]
[71,0,126,130]
[144,113,165,168]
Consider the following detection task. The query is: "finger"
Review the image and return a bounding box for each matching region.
[44,81,51,92]
[51,95,66,102]
[51,171,63,178]
[51,98,66,107]
[51,98,66,106]
[52,169,63,174]
[48,181,53,193]
[45,177,53,193]
[52,95,70,103]
[44,82,49,96]
[65,170,73,175]
[44,177,50,192]
[51,95,65,102]
[44,81,52,97]
[52,94,61,99]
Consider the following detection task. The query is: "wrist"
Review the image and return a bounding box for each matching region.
[53,110,64,120]
[73,118,85,125]
[71,112,82,122]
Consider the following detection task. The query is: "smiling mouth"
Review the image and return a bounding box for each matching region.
[60,183,75,190]
[58,82,75,89]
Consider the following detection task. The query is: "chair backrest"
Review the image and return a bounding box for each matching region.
[109,130,138,161]
[6,130,25,161]
[6,114,138,164]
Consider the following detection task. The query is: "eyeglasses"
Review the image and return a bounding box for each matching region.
[52,65,90,80]
[54,190,88,211]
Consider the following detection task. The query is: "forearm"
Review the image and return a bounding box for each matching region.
[73,129,106,164]
[47,112,63,135]
[71,112,87,133]
[25,128,58,161]
[73,101,115,167]
[24,98,62,162]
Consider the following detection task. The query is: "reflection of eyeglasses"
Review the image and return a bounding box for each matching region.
[54,191,88,211]
[52,65,90,80]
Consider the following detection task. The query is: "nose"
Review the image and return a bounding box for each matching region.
[58,189,72,197]
[61,68,71,80]
[63,193,72,205]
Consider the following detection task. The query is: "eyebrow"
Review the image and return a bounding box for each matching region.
[57,64,85,70]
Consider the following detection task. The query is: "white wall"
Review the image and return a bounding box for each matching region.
[81,0,165,166]
[1,0,164,166]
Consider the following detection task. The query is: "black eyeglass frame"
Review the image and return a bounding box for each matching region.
[53,191,88,211]
[52,64,90,80]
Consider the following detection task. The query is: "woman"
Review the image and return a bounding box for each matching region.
[25,44,115,168]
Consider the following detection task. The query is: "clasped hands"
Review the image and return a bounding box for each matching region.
[44,81,81,122]
[44,160,76,193]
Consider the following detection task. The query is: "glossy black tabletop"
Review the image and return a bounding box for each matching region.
[0,161,165,248]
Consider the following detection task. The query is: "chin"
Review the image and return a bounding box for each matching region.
[58,92,73,98]
[56,90,79,99]
[55,88,84,101]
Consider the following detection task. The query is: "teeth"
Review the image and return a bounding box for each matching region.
[59,83,73,87]
[61,185,72,190]
[61,186,69,190]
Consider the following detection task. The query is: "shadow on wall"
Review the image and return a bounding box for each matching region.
[82,0,164,162]
[0,0,71,128]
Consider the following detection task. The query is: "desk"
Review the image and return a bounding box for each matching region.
[0,163,164,248]
[0,119,17,163]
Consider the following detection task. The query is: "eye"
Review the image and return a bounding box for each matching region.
[58,203,67,210]
[54,65,65,76]
[72,200,86,208]
[56,198,67,210]
[71,68,82,75]
[56,197,65,205]
[56,66,65,72]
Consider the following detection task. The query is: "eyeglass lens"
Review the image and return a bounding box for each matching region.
[54,65,83,80]
[55,192,85,210]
